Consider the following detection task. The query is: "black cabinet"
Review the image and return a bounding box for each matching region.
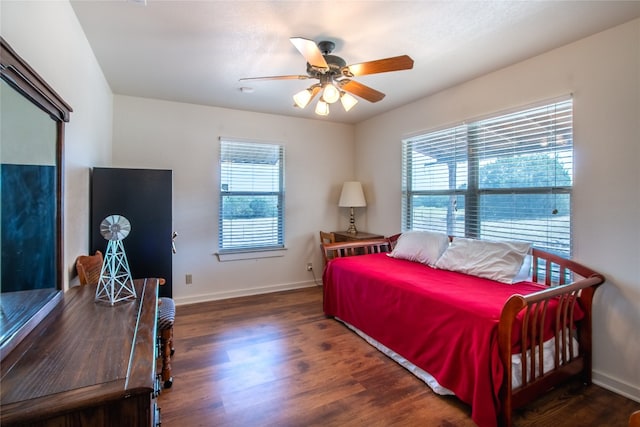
[90,168,173,298]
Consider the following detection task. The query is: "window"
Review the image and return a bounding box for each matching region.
[402,98,573,256]
[219,138,284,253]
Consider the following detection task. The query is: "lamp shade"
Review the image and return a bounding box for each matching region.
[315,99,329,116]
[323,83,340,104]
[340,92,358,112]
[293,88,312,108]
[338,181,366,207]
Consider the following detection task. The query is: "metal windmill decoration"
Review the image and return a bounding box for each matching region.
[95,214,137,305]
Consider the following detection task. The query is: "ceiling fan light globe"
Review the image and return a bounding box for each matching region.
[322,83,340,104]
[315,99,330,116]
[293,88,312,108]
[340,92,358,112]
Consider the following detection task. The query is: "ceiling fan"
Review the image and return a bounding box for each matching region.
[239,37,414,116]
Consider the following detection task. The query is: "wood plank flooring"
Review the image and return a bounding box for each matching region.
[158,286,639,426]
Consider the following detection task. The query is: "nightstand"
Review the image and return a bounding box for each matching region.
[333,231,384,242]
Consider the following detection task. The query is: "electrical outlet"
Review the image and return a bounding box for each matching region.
[306,263,313,271]
[185,273,192,285]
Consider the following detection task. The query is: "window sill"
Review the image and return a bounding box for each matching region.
[215,247,287,262]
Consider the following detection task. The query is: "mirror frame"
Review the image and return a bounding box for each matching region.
[0,37,72,359]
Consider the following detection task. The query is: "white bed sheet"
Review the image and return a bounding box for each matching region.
[338,317,579,394]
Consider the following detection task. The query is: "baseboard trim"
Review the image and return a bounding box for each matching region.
[173,280,319,306]
[592,369,640,403]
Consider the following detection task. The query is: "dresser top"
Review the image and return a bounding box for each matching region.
[0,279,158,424]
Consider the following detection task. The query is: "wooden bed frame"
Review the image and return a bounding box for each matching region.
[322,236,605,427]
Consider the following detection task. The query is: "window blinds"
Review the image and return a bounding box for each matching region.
[401,125,468,237]
[219,139,285,251]
[402,98,573,256]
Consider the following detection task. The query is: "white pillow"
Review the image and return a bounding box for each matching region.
[434,237,531,284]
[388,231,450,266]
[512,254,532,283]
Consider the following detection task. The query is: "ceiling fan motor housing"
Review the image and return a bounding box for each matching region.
[307,54,347,78]
[317,40,335,55]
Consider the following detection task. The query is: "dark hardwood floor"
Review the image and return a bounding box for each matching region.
[158,286,639,426]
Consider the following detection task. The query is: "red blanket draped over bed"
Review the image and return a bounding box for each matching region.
[322,253,582,427]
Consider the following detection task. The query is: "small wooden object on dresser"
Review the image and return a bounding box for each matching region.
[0,279,161,427]
[333,230,384,242]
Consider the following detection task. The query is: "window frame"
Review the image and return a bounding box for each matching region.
[401,97,573,256]
[217,138,285,260]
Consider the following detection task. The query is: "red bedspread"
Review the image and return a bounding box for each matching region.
[322,253,581,427]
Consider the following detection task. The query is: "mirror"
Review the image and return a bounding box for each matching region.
[0,37,72,359]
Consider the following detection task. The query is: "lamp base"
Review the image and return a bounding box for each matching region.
[346,207,358,235]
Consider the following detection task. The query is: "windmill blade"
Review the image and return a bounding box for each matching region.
[290,37,329,69]
[239,75,310,82]
[343,55,414,77]
[340,79,386,103]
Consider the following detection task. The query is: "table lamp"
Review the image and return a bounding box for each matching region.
[339,181,367,234]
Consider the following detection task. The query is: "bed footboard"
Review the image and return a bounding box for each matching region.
[497,248,605,427]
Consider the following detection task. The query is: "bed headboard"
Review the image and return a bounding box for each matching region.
[322,239,392,261]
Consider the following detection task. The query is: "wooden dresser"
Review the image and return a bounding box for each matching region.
[0,279,160,427]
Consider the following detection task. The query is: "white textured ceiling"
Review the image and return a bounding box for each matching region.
[70,1,640,124]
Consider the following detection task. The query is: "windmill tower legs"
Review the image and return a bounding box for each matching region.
[95,239,137,305]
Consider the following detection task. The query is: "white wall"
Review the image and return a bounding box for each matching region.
[0,0,113,290]
[112,95,354,303]
[355,19,640,401]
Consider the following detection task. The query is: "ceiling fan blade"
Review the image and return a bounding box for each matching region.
[239,75,309,82]
[344,55,414,77]
[306,86,322,105]
[290,37,329,69]
[340,79,386,103]
[309,85,321,100]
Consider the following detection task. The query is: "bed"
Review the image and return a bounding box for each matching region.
[321,233,605,427]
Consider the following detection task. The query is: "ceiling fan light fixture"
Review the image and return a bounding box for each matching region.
[340,92,358,112]
[315,99,330,116]
[243,37,413,115]
[293,88,312,109]
[322,83,340,104]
